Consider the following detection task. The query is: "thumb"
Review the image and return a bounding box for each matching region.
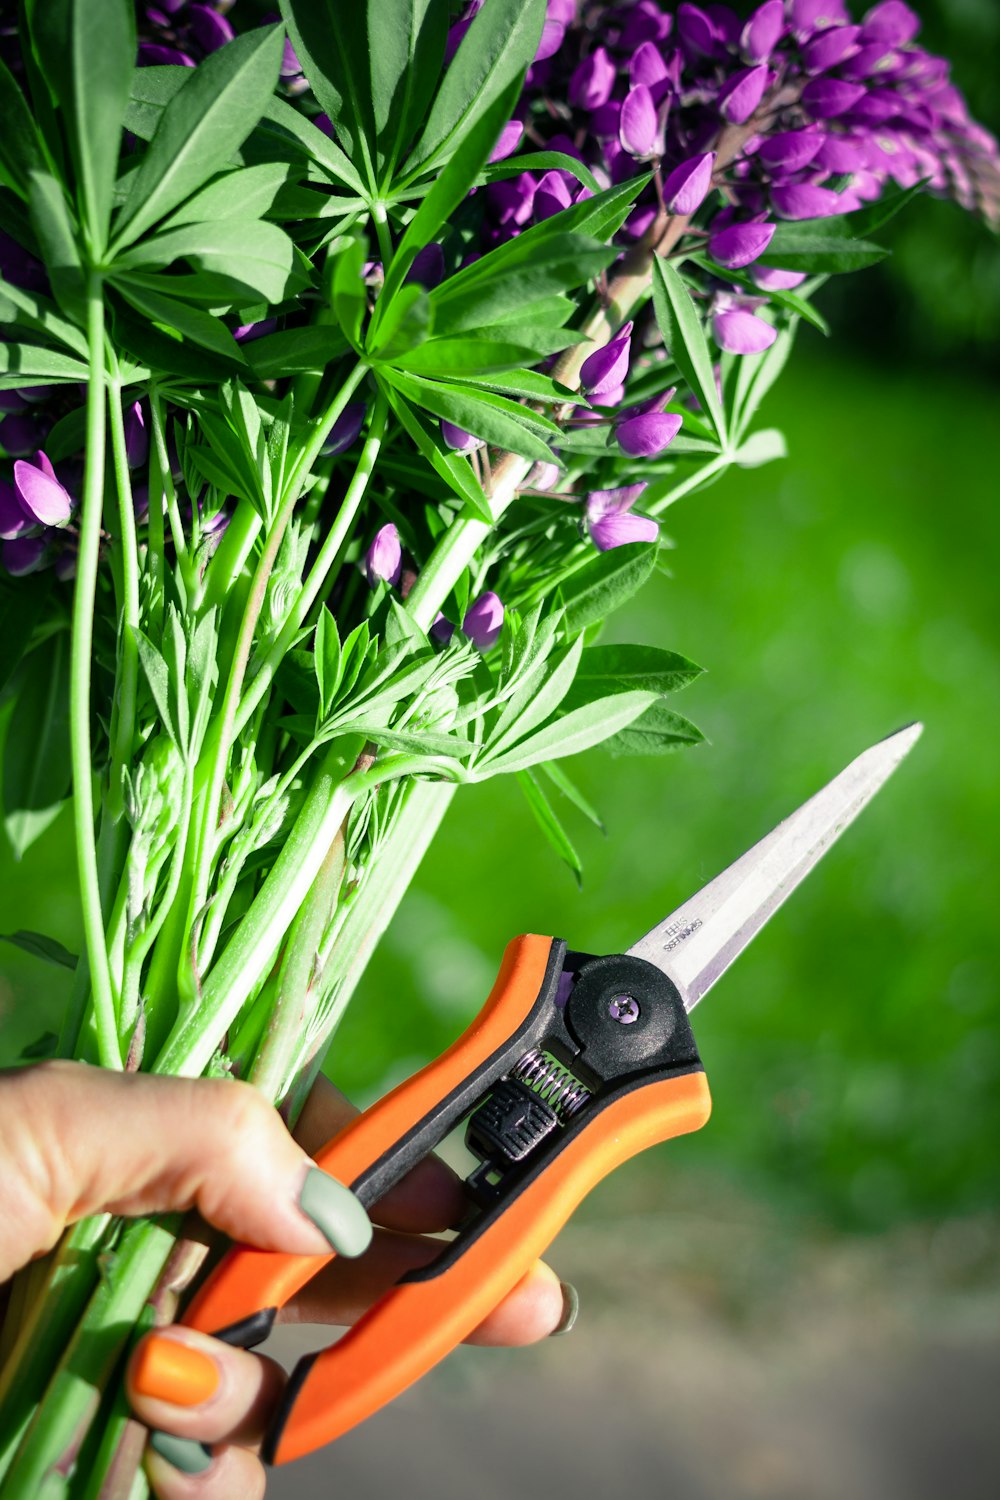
[0,1061,371,1281]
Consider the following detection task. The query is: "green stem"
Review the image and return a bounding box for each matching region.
[70,276,121,1071]
[147,391,190,603]
[647,452,730,514]
[105,376,141,828]
[232,389,387,741]
[198,497,262,617]
[119,765,194,1036]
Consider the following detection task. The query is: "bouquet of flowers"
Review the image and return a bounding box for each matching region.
[0,0,995,1492]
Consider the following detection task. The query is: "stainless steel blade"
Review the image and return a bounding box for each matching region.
[627,723,923,1011]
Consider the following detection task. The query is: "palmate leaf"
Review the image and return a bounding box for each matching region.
[114,218,307,304]
[0,280,89,357]
[428,234,616,335]
[380,380,492,522]
[476,690,658,777]
[559,543,660,634]
[114,278,246,365]
[516,770,583,885]
[652,257,727,448]
[112,26,284,250]
[383,367,555,463]
[571,644,704,696]
[602,701,705,757]
[482,151,601,196]
[0,56,44,200]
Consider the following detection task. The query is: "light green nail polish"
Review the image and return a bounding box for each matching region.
[148,1431,213,1474]
[550,1281,579,1337]
[299,1166,373,1257]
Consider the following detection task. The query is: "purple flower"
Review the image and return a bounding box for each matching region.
[619,86,659,159]
[712,306,777,355]
[771,182,842,218]
[801,77,868,119]
[741,1,784,63]
[0,413,48,457]
[801,24,861,72]
[662,152,715,215]
[13,452,74,526]
[405,242,446,289]
[124,401,148,469]
[586,484,658,551]
[430,612,455,644]
[0,480,33,540]
[488,120,524,163]
[441,420,484,453]
[187,4,234,52]
[138,43,194,65]
[2,536,47,576]
[365,523,402,587]
[233,317,278,343]
[676,4,719,59]
[615,399,682,457]
[535,18,565,61]
[569,46,616,110]
[279,37,302,79]
[861,1,919,47]
[752,265,807,290]
[718,64,769,125]
[709,220,775,268]
[811,133,868,172]
[789,0,851,35]
[579,320,633,397]
[526,460,561,491]
[756,130,824,172]
[321,403,367,456]
[621,0,673,50]
[630,41,669,94]
[463,591,504,650]
[534,169,573,220]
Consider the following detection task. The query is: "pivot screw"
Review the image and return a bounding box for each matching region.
[608,994,640,1025]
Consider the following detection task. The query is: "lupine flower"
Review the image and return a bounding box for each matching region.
[488,120,524,163]
[13,452,74,526]
[630,42,670,98]
[405,243,446,289]
[463,591,504,650]
[365,523,402,588]
[756,130,824,171]
[615,391,682,458]
[579,321,632,397]
[0,413,48,457]
[233,317,278,343]
[801,24,861,72]
[2,536,47,576]
[525,460,561,491]
[586,484,658,551]
[718,64,769,125]
[753,265,807,291]
[741,0,784,63]
[677,3,720,59]
[620,0,673,49]
[771,182,842,219]
[124,402,149,469]
[569,46,616,110]
[187,4,234,52]
[430,613,455,644]
[0,480,33,540]
[862,1,919,46]
[321,403,367,456]
[662,153,715,215]
[534,170,572,219]
[709,220,776,268]
[620,86,660,159]
[801,78,868,118]
[535,17,565,61]
[712,304,778,354]
[441,420,484,453]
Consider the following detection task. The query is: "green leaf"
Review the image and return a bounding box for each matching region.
[123,64,189,140]
[279,0,377,175]
[314,607,342,718]
[27,170,86,324]
[113,26,284,249]
[732,322,797,439]
[0,929,78,969]
[559,543,659,634]
[368,284,432,361]
[370,0,450,179]
[159,164,292,229]
[26,0,134,248]
[0,342,90,386]
[761,220,889,274]
[516,770,582,884]
[404,0,545,178]
[0,55,43,200]
[539,760,604,830]
[483,150,601,195]
[253,97,366,194]
[395,332,577,375]
[430,235,615,335]
[732,427,787,468]
[384,368,554,463]
[135,630,179,745]
[602,701,705,757]
[243,324,349,379]
[115,218,304,303]
[480,690,657,776]
[0,573,51,699]
[3,633,72,860]
[114,277,245,363]
[489,636,584,758]
[652,256,727,447]
[572,643,703,695]
[0,279,89,357]
[331,231,368,350]
[381,379,492,522]
[449,369,583,405]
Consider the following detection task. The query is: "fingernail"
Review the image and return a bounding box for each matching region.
[132,1334,220,1407]
[298,1165,373,1258]
[148,1431,213,1474]
[550,1281,579,1337]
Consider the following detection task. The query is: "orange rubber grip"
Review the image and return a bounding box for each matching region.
[268,1069,712,1464]
[184,934,558,1340]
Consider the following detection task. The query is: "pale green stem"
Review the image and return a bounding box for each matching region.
[148,390,189,598]
[105,376,142,831]
[647,452,731,515]
[232,390,388,740]
[119,766,194,1035]
[70,276,121,1071]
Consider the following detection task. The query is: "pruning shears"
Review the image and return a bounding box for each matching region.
[182,724,921,1465]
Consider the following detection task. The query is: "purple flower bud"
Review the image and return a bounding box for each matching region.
[14,452,74,526]
[801,24,861,71]
[662,152,715,215]
[801,77,868,118]
[771,182,842,218]
[535,18,565,61]
[630,41,668,92]
[441,420,484,453]
[708,219,776,268]
[789,0,850,35]
[619,85,659,159]
[488,120,524,163]
[752,265,807,290]
[586,484,657,551]
[676,4,719,58]
[579,321,633,397]
[405,242,446,289]
[526,460,561,491]
[365,523,402,587]
[2,536,48,576]
[0,480,33,539]
[124,401,148,469]
[811,133,867,172]
[187,4,235,53]
[0,413,48,457]
[547,0,577,25]
[616,410,682,457]
[138,43,195,66]
[430,612,455,644]
[861,1,919,47]
[463,591,504,650]
[320,403,367,456]
[741,0,784,63]
[280,37,303,79]
[54,548,77,581]
[487,174,536,228]
[755,130,824,172]
[712,307,777,354]
[534,169,573,220]
[620,0,673,50]
[718,64,769,125]
[569,46,616,110]
[233,317,278,343]
[624,203,659,240]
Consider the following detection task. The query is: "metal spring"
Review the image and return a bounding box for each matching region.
[511,1048,590,1120]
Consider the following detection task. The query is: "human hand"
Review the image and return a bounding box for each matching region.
[0,1061,576,1498]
